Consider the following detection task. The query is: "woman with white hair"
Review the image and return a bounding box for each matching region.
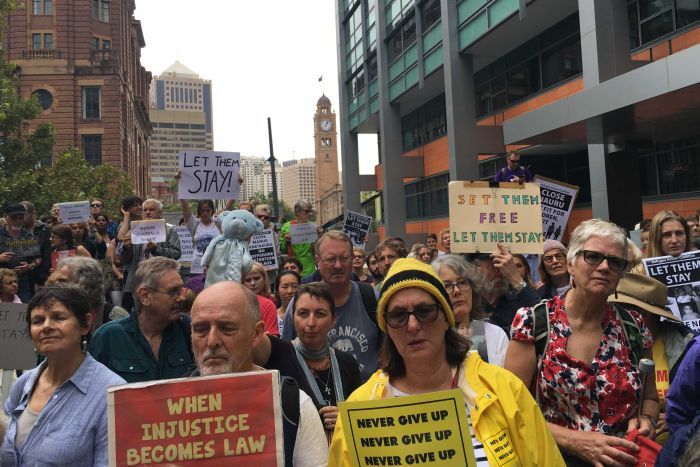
[505,219,658,466]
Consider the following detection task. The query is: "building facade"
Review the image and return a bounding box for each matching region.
[336,0,700,242]
[280,158,317,208]
[4,0,152,195]
[149,61,213,203]
[313,95,343,225]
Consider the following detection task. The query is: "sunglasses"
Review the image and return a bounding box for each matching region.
[384,304,440,328]
[578,250,628,272]
[257,215,270,221]
[90,204,102,208]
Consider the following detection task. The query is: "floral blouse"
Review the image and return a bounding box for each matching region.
[511,295,652,435]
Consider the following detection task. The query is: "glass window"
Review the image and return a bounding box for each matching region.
[82,86,101,119]
[387,14,416,62]
[676,0,700,27]
[33,0,41,14]
[32,33,42,49]
[628,2,641,48]
[31,89,53,110]
[91,37,100,49]
[102,39,111,49]
[506,57,540,104]
[639,0,672,19]
[421,0,441,30]
[405,173,449,220]
[641,9,674,42]
[401,94,446,151]
[43,33,53,50]
[45,0,52,14]
[83,135,102,166]
[100,0,110,21]
[541,37,582,88]
[367,54,378,83]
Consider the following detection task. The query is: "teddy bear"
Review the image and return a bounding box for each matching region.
[201,209,264,288]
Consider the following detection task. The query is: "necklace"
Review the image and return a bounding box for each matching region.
[312,367,333,397]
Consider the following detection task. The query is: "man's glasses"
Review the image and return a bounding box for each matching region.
[257,215,269,221]
[90,203,102,208]
[443,280,470,293]
[320,256,352,266]
[384,304,440,328]
[543,253,566,264]
[578,250,628,272]
[148,286,187,299]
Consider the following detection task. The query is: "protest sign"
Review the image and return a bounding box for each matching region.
[0,303,35,370]
[534,176,579,242]
[57,201,91,224]
[339,389,476,467]
[448,181,544,254]
[342,211,372,248]
[178,151,240,200]
[290,223,318,245]
[51,249,76,269]
[130,220,167,245]
[643,251,700,332]
[108,370,284,466]
[174,226,194,264]
[249,230,278,271]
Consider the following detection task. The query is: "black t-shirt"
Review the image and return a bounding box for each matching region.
[265,335,362,410]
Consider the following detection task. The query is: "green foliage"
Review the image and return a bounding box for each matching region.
[246,191,295,221]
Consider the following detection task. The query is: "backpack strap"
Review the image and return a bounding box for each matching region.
[357,281,378,327]
[470,319,489,363]
[280,376,300,467]
[610,302,642,367]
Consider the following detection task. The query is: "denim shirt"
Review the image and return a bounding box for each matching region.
[0,354,125,466]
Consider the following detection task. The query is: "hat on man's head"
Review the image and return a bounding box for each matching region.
[4,203,27,216]
[543,239,567,254]
[376,257,454,332]
[608,273,679,321]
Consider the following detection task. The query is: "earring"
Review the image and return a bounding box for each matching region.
[81,335,88,352]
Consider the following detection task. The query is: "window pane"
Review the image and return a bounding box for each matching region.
[491,76,507,110]
[102,39,110,49]
[422,0,441,30]
[639,0,672,20]
[44,0,52,14]
[628,2,641,48]
[33,0,41,15]
[44,33,52,50]
[676,0,700,28]
[506,57,540,103]
[83,135,102,166]
[32,34,41,49]
[476,81,491,117]
[657,144,700,194]
[541,37,582,88]
[82,87,100,119]
[641,10,674,43]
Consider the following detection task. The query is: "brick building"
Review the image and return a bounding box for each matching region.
[3,0,152,196]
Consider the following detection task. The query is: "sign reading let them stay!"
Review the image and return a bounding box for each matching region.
[339,389,476,467]
[178,151,241,200]
[0,303,35,370]
[108,370,284,466]
[448,181,544,255]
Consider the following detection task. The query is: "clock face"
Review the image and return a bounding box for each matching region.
[320,119,332,131]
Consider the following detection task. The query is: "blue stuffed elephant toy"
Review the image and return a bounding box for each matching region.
[201,210,264,288]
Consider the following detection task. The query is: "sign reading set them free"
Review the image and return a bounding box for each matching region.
[339,389,476,467]
[108,370,284,466]
[178,151,241,200]
[0,303,35,370]
[130,220,167,245]
[448,181,544,254]
[534,176,579,243]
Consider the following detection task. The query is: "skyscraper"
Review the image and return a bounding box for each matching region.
[149,61,213,202]
[281,158,316,208]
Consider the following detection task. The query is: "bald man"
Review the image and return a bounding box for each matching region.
[190,282,327,466]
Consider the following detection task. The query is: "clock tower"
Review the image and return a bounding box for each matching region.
[314,95,342,225]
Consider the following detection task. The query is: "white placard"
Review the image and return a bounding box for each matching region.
[173,226,193,263]
[0,303,35,370]
[249,230,279,271]
[342,210,372,248]
[130,220,166,245]
[290,222,318,245]
[58,201,91,224]
[178,151,240,200]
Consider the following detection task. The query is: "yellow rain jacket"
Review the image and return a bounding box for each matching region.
[328,351,564,466]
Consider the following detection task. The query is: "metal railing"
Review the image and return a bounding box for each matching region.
[22,49,61,59]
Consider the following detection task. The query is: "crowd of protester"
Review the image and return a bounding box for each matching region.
[0,193,699,466]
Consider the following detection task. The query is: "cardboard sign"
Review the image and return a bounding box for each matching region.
[643,251,700,332]
[0,303,35,370]
[290,223,318,245]
[108,370,284,466]
[249,230,278,271]
[343,211,372,248]
[534,176,579,242]
[173,226,194,264]
[178,151,240,200]
[58,201,91,224]
[51,249,76,269]
[448,181,544,254]
[339,389,476,467]
[130,220,166,245]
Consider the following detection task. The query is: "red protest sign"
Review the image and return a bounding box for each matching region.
[108,370,284,466]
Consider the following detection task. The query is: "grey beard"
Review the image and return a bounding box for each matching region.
[483,278,508,297]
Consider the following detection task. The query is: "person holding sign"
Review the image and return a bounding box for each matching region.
[49,225,91,271]
[280,199,322,277]
[329,258,564,466]
[492,151,533,183]
[0,284,125,466]
[506,219,658,466]
[643,210,693,262]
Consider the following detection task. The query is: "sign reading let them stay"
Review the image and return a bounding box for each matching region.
[0,303,35,370]
[448,181,544,255]
[339,389,476,467]
[108,370,284,466]
[178,151,241,200]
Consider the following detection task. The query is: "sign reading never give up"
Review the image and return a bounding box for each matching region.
[448,181,544,255]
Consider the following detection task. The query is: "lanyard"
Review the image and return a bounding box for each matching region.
[293,340,345,407]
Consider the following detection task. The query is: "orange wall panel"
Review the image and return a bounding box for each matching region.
[375,164,383,191]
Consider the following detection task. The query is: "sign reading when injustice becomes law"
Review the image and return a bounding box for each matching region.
[178,151,241,200]
[108,370,284,466]
[339,389,476,467]
[448,181,544,255]
[0,303,35,370]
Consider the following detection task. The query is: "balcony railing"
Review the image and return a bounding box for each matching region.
[90,49,117,65]
[22,49,61,59]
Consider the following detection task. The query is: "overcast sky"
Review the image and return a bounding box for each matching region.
[135,0,378,174]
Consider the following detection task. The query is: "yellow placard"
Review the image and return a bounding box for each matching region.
[448,181,544,254]
[338,389,476,467]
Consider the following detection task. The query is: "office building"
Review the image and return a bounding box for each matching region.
[149,61,213,202]
[281,158,316,208]
[335,0,700,242]
[3,0,152,195]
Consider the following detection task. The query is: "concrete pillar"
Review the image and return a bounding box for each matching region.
[441,0,479,181]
